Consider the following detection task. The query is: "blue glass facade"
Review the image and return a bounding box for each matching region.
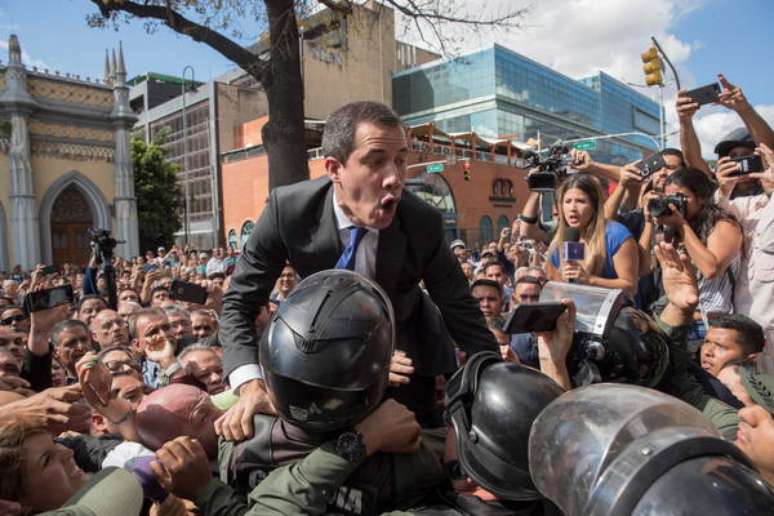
[393,45,661,164]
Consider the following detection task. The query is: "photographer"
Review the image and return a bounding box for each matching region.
[677,74,774,179]
[715,143,774,372]
[650,167,743,340]
[545,175,639,296]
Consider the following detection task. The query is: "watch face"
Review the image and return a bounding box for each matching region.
[337,431,366,464]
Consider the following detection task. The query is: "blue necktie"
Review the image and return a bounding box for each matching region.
[336,226,368,270]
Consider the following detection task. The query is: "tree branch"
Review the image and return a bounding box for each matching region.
[382,0,527,28]
[90,0,270,81]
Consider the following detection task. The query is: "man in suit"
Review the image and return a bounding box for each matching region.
[217,101,497,440]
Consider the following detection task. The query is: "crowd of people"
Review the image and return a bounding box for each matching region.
[0,77,772,515]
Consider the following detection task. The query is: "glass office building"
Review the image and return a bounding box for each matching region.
[393,44,661,164]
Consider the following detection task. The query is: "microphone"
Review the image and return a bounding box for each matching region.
[562,227,584,284]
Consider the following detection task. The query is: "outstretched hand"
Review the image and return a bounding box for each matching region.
[654,242,699,311]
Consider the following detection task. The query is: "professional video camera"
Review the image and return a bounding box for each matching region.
[521,145,575,192]
[647,193,687,218]
[89,228,123,263]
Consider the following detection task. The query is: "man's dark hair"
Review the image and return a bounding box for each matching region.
[321,101,403,163]
[471,279,502,297]
[707,312,765,355]
[661,147,685,165]
[483,261,505,274]
[78,294,106,311]
[150,286,170,299]
[208,272,226,281]
[50,319,90,347]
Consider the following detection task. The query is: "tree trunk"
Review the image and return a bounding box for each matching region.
[262,0,310,190]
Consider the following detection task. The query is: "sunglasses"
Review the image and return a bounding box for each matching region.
[1,315,26,325]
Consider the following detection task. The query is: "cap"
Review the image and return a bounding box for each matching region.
[714,128,756,157]
[740,366,774,413]
[41,467,143,516]
[198,252,208,259]
[449,239,466,250]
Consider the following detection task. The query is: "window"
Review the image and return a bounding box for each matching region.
[227,229,238,250]
[240,221,255,247]
[479,216,493,244]
[497,215,510,233]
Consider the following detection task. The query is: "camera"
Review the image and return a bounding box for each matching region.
[647,193,687,218]
[637,152,666,178]
[89,228,124,263]
[523,145,575,192]
[729,154,764,177]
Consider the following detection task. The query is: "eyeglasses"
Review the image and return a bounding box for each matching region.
[101,358,141,374]
[1,315,26,325]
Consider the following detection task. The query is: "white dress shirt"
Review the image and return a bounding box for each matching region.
[332,191,380,279]
[228,191,381,390]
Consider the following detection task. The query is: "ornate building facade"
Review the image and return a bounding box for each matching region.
[0,35,139,270]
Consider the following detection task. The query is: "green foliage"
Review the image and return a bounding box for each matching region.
[132,137,183,252]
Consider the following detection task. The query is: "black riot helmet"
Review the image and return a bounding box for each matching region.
[539,281,669,387]
[529,384,774,516]
[260,269,394,433]
[445,352,565,501]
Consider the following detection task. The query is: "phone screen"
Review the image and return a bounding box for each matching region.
[503,303,567,334]
[685,83,721,106]
[24,285,74,313]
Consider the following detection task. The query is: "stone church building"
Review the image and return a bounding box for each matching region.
[0,34,139,270]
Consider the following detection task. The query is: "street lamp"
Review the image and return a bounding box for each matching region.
[181,65,195,245]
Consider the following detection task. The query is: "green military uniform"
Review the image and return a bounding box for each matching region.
[656,317,740,440]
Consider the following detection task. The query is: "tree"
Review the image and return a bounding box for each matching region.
[132,137,183,252]
[88,1,526,191]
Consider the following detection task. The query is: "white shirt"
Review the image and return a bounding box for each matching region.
[228,192,381,390]
[332,191,379,279]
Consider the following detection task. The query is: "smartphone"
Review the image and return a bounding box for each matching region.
[563,241,585,262]
[502,302,567,334]
[142,263,159,273]
[528,172,557,192]
[23,285,74,313]
[41,265,58,276]
[169,279,208,305]
[729,154,764,177]
[637,152,666,178]
[684,83,721,106]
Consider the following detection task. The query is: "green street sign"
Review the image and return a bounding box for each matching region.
[426,163,445,174]
[573,140,597,151]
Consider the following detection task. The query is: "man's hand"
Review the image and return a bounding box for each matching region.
[3,384,91,434]
[150,437,212,501]
[654,242,699,311]
[0,375,35,397]
[717,74,751,113]
[535,298,576,365]
[619,163,644,188]
[388,350,414,386]
[715,156,743,197]
[676,90,700,122]
[354,398,420,456]
[751,143,774,188]
[570,149,592,171]
[143,335,177,369]
[214,379,275,441]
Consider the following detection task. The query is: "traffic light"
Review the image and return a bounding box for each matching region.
[463,161,471,181]
[641,47,663,87]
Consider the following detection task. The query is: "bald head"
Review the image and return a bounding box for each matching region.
[135,384,221,457]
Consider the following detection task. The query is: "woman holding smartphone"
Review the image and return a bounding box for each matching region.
[545,174,639,296]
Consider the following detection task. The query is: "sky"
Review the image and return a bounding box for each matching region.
[2,0,773,156]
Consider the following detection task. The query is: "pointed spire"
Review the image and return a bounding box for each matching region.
[116,41,126,76]
[111,48,117,81]
[104,49,112,85]
[9,34,21,66]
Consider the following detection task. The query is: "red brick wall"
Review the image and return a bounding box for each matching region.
[221,152,529,247]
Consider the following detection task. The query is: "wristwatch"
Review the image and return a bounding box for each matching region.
[334,430,367,465]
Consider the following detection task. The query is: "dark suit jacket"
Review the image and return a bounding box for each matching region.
[220,176,496,383]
